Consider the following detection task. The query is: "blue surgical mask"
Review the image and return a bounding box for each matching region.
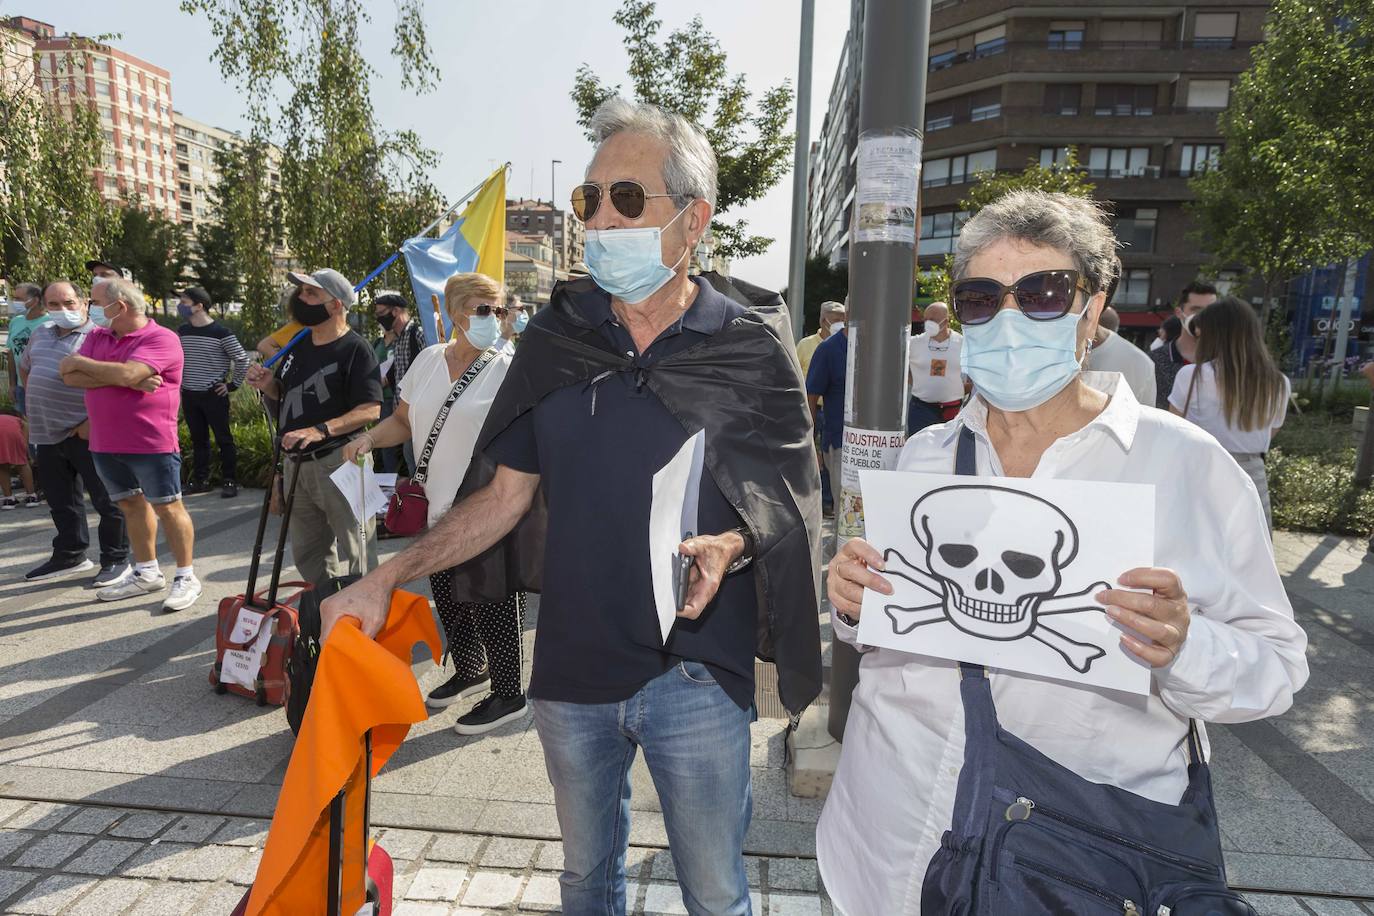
[583,206,690,304]
[513,311,529,334]
[962,307,1088,412]
[463,313,501,350]
[9,299,28,316]
[177,303,195,319]
[50,310,85,330]
[89,305,115,329]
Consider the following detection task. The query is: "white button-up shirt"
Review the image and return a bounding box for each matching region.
[816,372,1309,916]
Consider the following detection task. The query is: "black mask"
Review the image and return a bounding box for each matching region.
[290,291,331,327]
[376,312,396,331]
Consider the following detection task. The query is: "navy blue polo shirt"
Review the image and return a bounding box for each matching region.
[806,329,848,450]
[486,277,758,710]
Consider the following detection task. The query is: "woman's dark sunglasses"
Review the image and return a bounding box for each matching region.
[470,304,506,317]
[571,180,675,221]
[951,269,1090,326]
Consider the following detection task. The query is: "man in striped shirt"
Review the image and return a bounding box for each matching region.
[176,287,249,498]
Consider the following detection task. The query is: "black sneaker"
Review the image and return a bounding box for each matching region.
[221,480,238,499]
[25,556,96,582]
[185,479,211,495]
[454,694,528,735]
[91,562,132,588]
[426,669,490,709]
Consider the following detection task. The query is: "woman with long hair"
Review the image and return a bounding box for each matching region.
[1168,295,1289,525]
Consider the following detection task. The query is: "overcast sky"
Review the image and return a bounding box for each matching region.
[20,0,851,290]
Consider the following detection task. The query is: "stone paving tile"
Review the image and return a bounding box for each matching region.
[4,802,78,832]
[228,847,264,886]
[109,811,175,839]
[53,806,124,835]
[162,814,226,844]
[768,892,824,916]
[380,827,437,860]
[198,881,249,912]
[0,799,28,825]
[521,873,562,911]
[6,874,94,915]
[209,818,269,847]
[535,840,563,872]
[461,870,523,908]
[118,841,198,879]
[428,833,484,864]
[63,838,143,875]
[63,877,151,916]
[1301,900,1373,916]
[13,832,89,869]
[394,903,452,916]
[124,879,210,916]
[405,865,468,901]
[0,869,36,908]
[1245,894,1310,916]
[0,828,37,862]
[479,836,539,869]
[768,857,821,892]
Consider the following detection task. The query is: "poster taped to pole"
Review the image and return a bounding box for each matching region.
[853,131,922,246]
[836,426,907,541]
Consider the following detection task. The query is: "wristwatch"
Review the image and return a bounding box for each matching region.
[314,423,330,438]
[725,526,756,575]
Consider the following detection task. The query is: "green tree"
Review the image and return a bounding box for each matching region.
[210,139,283,342]
[571,0,795,260]
[1188,0,1369,322]
[102,202,191,310]
[0,35,110,282]
[182,0,442,309]
[782,254,849,336]
[192,220,240,311]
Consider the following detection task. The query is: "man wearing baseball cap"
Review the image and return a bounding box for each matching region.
[245,268,382,589]
[86,259,132,282]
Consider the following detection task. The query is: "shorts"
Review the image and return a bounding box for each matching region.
[92,451,183,504]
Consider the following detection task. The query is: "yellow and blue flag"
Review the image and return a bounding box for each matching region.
[402,166,507,344]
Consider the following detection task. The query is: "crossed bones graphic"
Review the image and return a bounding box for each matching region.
[879,485,1113,674]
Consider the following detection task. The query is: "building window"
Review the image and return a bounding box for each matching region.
[1186,80,1231,109]
[1039,146,1071,168]
[919,210,970,256]
[970,100,1001,121]
[1115,207,1158,252]
[1088,146,1150,178]
[1043,84,1081,116]
[923,150,996,188]
[1117,269,1151,307]
[926,113,954,131]
[1047,20,1084,50]
[1193,12,1238,48]
[1094,84,1155,116]
[1099,20,1165,48]
[1179,143,1223,176]
[929,40,958,71]
[973,25,1007,58]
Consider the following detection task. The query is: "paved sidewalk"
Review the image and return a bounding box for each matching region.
[1,494,1373,913]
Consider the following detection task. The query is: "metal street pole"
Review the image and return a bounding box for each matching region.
[828,0,932,742]
[551,159,562,288]
[1326,256,1359,400]
[787,0,815,342]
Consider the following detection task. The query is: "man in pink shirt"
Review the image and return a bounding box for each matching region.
[59,277,202,612]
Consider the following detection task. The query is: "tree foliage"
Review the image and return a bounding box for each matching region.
[209,139,283,341]
[181,0,443,318]
[0,35,110,282]
[781,254,848,337]
[571,0,795,260]
[1187,0,1369,319]
[101,202,191,308]
[192,220,240,311]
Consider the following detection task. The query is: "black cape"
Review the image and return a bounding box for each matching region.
[445,272,823,717]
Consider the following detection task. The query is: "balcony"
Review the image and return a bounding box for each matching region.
[923,105,1225,150]
[926,41,1256,95]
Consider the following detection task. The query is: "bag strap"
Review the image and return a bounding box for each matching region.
[1180,362,1200,417]
[412,347,499,485]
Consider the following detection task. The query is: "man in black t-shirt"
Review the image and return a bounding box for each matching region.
[246,268,382,589]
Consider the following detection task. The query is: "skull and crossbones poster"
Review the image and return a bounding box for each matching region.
[855,470,1155,694]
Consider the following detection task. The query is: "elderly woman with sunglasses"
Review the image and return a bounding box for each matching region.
[816,190,1308,916]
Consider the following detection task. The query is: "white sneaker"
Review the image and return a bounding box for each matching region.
[163,574,202,612]
[97,570,167,602]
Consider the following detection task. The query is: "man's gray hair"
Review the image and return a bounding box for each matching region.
[94,276,147,314]
[820,301,846,315]
[586,97,718,210]
[952,190,1120,295]
[14,282,42,301]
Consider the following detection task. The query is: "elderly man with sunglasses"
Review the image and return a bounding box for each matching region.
[321,97,822,915]
[818,190,1307,916]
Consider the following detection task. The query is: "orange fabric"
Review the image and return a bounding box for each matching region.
[246,591,441,915]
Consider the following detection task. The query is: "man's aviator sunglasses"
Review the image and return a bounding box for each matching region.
[951,269,1092,326]
[571,180,676,222]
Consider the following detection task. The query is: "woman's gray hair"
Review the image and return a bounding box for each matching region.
[952,190,1120,295]
[586,97,718,210]
[94,276,147,315]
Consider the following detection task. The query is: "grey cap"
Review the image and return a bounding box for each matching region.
[288,268,357,306]
[821,300,846,315]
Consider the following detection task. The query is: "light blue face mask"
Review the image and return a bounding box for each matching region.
[89,305,115,329]
[463,312,501,350]
[513,311,529,334]
[9,299,28,316]
[49,309,85,330]
[583,205,690,304]
[962,306,1089,412]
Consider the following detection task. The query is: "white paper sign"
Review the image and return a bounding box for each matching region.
[329,457,389,524]
[219,607,274,690]
[649,429,706,643]
[855,470,1155,695]
[837,426,906,541]
[854,133,922,245]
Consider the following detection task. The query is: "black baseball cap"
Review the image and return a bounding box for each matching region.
[85,259,131,279]
[179,286,212,308]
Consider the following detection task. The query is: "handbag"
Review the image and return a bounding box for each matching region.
[920,427,1254,916]
[384,348,498,536]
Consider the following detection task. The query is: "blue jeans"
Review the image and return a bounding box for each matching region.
[91,451,182,504]
[532,661,754,916]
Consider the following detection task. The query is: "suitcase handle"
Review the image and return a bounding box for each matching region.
[223,585,310,650]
